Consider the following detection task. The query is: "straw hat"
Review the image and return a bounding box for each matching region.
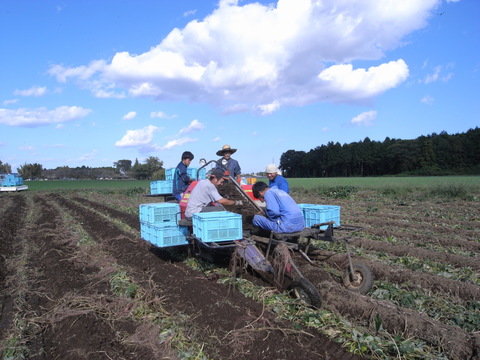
[216,144,237,156]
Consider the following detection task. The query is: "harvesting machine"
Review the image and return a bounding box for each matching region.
[139,159,374,307]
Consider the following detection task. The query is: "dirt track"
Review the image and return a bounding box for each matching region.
[1,188,479,360]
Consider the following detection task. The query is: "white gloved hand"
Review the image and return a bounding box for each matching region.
[235,200,243,206]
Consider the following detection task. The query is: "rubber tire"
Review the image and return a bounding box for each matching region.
[289,277,322,308]
[343,262,374,294]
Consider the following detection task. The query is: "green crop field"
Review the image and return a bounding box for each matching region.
[22,179,152,192]
[288,175,480,189]
[18,175,480,193]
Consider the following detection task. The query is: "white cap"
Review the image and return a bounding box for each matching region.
[265,164,278,174]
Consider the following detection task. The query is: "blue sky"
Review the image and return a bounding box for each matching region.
[1,0,479,174]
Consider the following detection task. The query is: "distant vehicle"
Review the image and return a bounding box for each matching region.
[0,173,28,192]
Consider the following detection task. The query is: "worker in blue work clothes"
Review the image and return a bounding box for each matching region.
[265,163,289,194]
[173,151,194,201]
[251,181,304,233]
[215,144,241,179]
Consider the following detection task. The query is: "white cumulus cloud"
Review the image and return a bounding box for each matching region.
[0,106,91,127]
[122,111,137,120]
[351,110,377,126]
[2,99,19,106]
[48,0,440,114]
[159,137,197,150]
[179,119,205,134]
[13,86,47,97]
[151,111,177,119]
[115,125,160,147]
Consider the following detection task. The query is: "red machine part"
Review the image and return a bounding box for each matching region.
[179,180,199,218]
[240,184,256,201]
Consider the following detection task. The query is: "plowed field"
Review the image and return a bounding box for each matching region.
[1,186,479,360]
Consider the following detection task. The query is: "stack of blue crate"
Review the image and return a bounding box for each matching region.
[139,203,188,247]
[150,167,206,195]
[192,211,242,243]
[298,204,341,229]
[1,174,23,187]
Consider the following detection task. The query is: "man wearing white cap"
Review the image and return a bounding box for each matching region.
[265,163,289,194]
[215,144,241,178]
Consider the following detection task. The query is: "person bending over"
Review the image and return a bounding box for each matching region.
[185,169,242,219]
[252,181,304,233]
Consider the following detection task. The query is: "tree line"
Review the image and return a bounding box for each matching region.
[279,127,480,177]
[0,157,166,180]
[3,128,478,180]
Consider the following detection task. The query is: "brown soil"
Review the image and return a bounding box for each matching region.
[1,186,479,360]
[326,253,480,303]
[0,192,364,360]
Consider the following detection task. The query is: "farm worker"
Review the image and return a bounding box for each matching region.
[265,163,289,194]
[185,169,243,219]
[215,144,241,179]
[251,181,304,233]
[173,151,194,201]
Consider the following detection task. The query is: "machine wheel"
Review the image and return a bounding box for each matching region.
[289,277,322,308]
[343,262,374,294]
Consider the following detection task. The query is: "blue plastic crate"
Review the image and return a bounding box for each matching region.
[150,180,173,195]
[187,168,207,180]
[192,211,242,243]
[140,222,188,247]
[298,204,341,229]
[139,203,179,225]
[165,168,176,181]
[1,175,23,186]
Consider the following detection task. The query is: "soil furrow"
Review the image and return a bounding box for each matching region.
[71,196,140,229]
[323,253,480,302]
[359,226,480,253]
[300,264,480,360]
[23,194,157,359]
[0,195,27,347]
[353,238,480,270]
[52,193,366,360]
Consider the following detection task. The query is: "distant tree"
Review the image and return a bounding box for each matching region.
[151,169,166,180]
[280,150,306,177]
[418,137,437,170]
[114,159,132,175]
[145,156,163,173]
[0,161,12,174]
[17,163,43,179]
[56,166,72,179]
[132,157,164,180]
[132,164,151,180]
[278,127,480,177]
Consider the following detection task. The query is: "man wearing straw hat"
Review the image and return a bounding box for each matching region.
[215,144,241,179]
